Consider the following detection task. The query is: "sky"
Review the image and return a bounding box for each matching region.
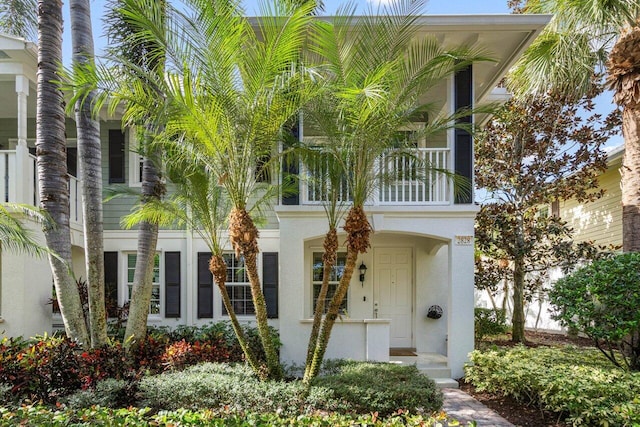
[60,0,622,150]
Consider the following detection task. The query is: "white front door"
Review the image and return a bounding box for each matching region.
[374,248,413,348]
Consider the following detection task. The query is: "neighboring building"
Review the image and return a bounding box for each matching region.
[0,14,549,379]
[558,145,623,248]
[475,146,625,332]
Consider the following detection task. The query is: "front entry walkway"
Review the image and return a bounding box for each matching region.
[442,388,514,426]
[390,352,514,426]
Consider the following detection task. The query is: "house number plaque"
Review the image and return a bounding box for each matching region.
[455,235,474,246]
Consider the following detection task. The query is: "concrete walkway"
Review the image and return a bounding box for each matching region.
[442,388,514,426]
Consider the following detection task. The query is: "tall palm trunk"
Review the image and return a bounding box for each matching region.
[124,153,163,348]
[621,106,640,252]
[609,26,640,253]
[228,207,282,380]
[36,0,89,345]
[303,226,337,380]
[306,206,370,381]
[70,0,107,347]
[209,254,261,375]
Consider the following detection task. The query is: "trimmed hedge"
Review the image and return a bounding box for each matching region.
[138,361,442,417]
[312,361,443,416]
[465,346,640,426]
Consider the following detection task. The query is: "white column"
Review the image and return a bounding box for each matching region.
[16,75,29,147]
[15,75,31,204]
[447,237,475,379]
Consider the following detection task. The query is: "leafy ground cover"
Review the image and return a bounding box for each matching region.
[464,332,640,426]
[0,323,448,425]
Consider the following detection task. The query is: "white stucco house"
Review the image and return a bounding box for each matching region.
[0,13,549,380]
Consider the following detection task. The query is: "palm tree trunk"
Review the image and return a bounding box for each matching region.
[306,248,358,381]
[229,207,282,380]
[306,205,371,381]
[303,226,337,380]
[124,153,162,350]
[209,254,262,376]
[70,0,107,348]
[36,0,89,346]
[621,106,640,252]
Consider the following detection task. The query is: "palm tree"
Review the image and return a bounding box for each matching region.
[0,204,50,257]
[0,0,37,40]
[69,0,108,347]
[122,158,264,375]
[302,0,487,381]
[507,0,640,252]
[155,0,315,380]
[102,0,168,350]
[36,0,89,345]
[74,0,316,378]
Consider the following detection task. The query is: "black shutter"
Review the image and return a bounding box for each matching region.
[282,121,299,205]
[66,147,77,177]
[165,252,181,318]
[108,129,125,183]
[104,252,118,318]
[197,252,213,318]
[454,65,473,204]
[262,252,278,319]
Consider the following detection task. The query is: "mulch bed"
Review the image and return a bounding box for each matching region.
[459,330,595,427]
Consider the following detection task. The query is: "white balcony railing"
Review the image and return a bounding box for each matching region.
[301,148,451,205]
[0,148,83,227]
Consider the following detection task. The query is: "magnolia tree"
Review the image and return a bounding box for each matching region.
[475,89,620,343]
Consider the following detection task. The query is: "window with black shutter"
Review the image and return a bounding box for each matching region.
[197,252,214,318]
[165,252,181,318]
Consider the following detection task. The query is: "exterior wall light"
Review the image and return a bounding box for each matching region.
[359,262,368,286]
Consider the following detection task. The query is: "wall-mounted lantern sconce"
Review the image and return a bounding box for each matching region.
[359,262,368,286]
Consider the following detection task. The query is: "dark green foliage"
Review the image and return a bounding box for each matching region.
[549,253,640,370]
[474,308,509,344]
[466,346,640,426]
[311,361,443,416]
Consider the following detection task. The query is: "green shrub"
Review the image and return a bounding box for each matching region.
[311,361,443,416]
[139,363,313,415]
[0,404,454,426]
[474,307,508,343]
[64,378,136,409]
[139,361,441,417]
[465,346,640,426]
[549,252,640,370]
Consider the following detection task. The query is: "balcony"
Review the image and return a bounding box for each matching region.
[301,148,451,206]
[0,146,83,228]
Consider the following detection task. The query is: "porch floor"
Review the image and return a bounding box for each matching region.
[389,352,458,389]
